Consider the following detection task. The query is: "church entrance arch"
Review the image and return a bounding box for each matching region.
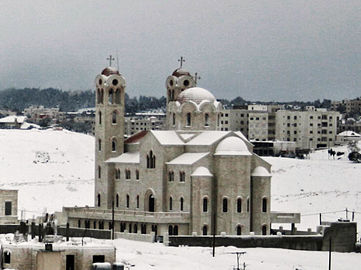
[144,189,155,212]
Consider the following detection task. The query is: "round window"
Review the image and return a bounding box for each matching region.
[112,79,118,86]
[183,80,189,86]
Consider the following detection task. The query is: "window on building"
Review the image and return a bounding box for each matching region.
[93,255,105,264]
[203,197,208,212]
[262,225,267,235]
[98,111,102,125]
[126,194,130,208]
[116,194,119,208]
[136,169,139,180]
[97,194,101,207]
[112,111,117,124]
[202,225,208,236]
[180,197,184,211]
[247,198,250,212]
[115,169,120,179]
[262,198,267,212]
[98,139,101,151]
[172,113,176,126]
[136,195,139,208]
[237,198,242,213]
[125,169,131,179]
[234,225,241,236]
[114,89,121,104]
[168,171,174,181]
[205,113,209,126]
[108,89,114,104]
[222,198,228,212]
[112,138,117,152]
[169,197,173,211]
[179,171,185,182]
[186,112,191,126]
[78,219,81,228]
[146,150,156,168]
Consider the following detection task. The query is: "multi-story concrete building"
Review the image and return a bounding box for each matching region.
[275,109,340,150]
[331,98,361,114]
[63,65,299,237]
[0,189,18,224]
[124,114,165,137]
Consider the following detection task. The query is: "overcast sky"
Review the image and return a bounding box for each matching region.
[0,0,360,101]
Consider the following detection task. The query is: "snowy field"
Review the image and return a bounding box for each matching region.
[0,129,360,269]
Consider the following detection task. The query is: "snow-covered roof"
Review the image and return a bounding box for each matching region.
[0,115,26,124]
[20,122,40,129]
[251,166,271,177]
[177,87,216,104]
[214,136,252,156]
[106,152,140,164]
[186,131,228,146]
[191,166,213,177]
[166,152,209,165]
[151,130,184,145]
[337,131,361,137]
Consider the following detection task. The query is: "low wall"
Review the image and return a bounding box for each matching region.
[115,231,155,242]
[169,222,357,253]
[57,227,112,239]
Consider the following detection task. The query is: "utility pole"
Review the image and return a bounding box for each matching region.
[319,213,322,225]
[345,208,348,220]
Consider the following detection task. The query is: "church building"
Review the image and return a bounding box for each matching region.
[63,64,299,237]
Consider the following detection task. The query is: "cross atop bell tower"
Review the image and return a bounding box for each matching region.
[107,55,115,66]
[178,56,185,68]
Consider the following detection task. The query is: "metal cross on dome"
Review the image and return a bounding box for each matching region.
[178,56,185,68]
[107,55,115,66]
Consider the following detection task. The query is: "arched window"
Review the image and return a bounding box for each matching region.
[115,169,120,179]
[126,194,130,208]
[168,225,173,235]
[180,197,184,211]
[112,138,117,152]
[129,223,132,233]
[247,198,250,212]
[179,171,185,182]
[202,225,208,235]
[171,90,175,101]
[125,169,131,179]
[237,198,242,213]
[223,198,228,212]
[116,194,119,208]
[115,89,121,104]
[100,89,104,104]
[147,151,156,168]
[97,193,101,207]
[169,197,173,211]
[172,113,176,126]
[93,221,97,229]
[98,111,102,125]
[203,197,208,212]
[78,219,81,228]
[112,111,117,124]
[186,112,191,126]
[168,171,174,181]
[108,88,114,104]
[262,225,267,235]
[262,198,267,212]
[98,138,101,151]
[148,194,155,212]
[236,225,242,235]
[136,195,140,208]
[134,224,138,233]
[174,225,178,235]
[205,113,209,126]
[97,88,101,104]
[136,169,139,180]
[98,166,101,179]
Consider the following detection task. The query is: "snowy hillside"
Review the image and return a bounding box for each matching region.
[0,129,94,218]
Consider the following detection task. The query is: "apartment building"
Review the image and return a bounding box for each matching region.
[275,109,340,150]
[124,115,165,136]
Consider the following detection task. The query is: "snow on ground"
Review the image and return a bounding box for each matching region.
[265,144,361,234]
[0,129,360,268]
[0,129,94,218]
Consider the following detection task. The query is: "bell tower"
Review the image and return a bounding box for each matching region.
[94,64,126,209]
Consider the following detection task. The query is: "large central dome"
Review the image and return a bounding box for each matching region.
[176,87,216,104]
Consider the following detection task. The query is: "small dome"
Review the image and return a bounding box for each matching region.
[101,67,120,76]
[215,136,251,156]
[191,166,213,177]
[177,87,216,105]
[251,166,271,177]
[172,68,191,77]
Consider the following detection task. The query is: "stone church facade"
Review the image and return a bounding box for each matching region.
[63,65,299,237]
